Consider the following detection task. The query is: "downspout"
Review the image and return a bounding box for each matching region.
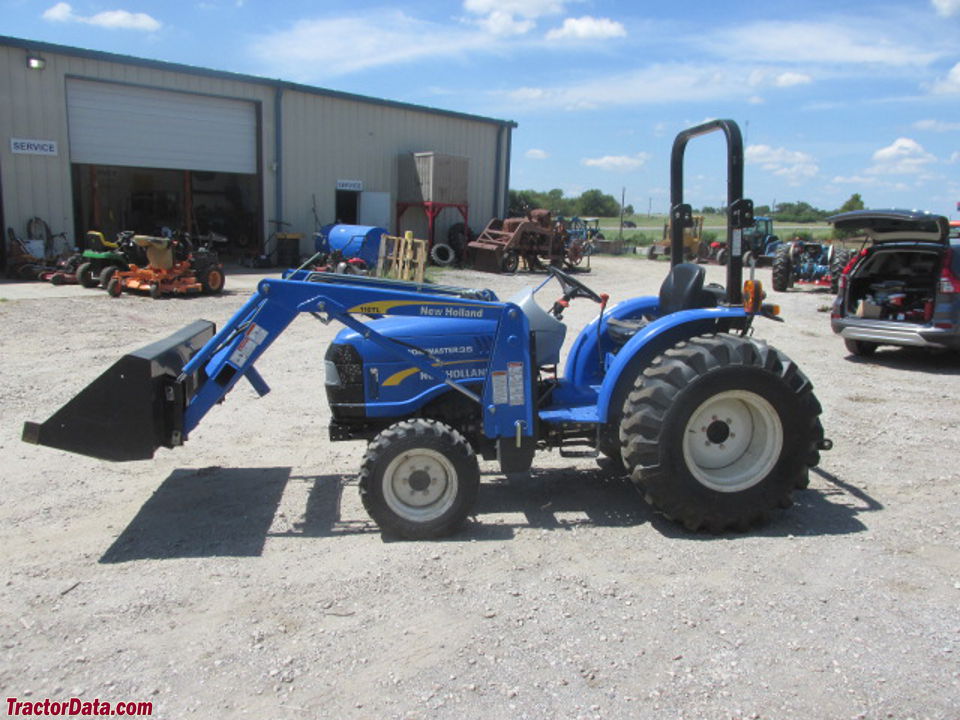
[503,124,513,218]
[493,125,503,218]
[274,84,284,228]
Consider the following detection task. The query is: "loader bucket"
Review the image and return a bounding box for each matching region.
[22,320,216,462]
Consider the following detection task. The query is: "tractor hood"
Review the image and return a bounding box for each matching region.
[333,316,498,364]
[827,209,949,244]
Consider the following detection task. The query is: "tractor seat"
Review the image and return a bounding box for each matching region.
[133,235,174,270]
[606,263,724,344]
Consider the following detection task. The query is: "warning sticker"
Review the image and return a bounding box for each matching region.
[491,371,508,405]
[507,362,525,406]
[229,323,266,366]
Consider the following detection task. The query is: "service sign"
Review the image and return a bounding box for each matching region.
[11,138,58,156]
[336,179,363,192]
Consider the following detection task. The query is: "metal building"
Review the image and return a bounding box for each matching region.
[0,35,515,266]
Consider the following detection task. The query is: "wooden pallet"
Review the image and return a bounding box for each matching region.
[376,232,427,283]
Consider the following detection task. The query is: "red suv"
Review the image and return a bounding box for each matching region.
[829,210,960,356]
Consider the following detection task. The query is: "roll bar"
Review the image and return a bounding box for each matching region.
[669,119,754,305]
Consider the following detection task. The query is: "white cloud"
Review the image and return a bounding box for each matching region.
[950,151,960,163]
[914,119,960,131]
[464,0,565,16]
[474,11,534,35]
[748,69,813,88]
[546,16,626,40]
[526,148,549,159]
[42,2,161,31]
[253,12,482,77]
[582,152,650,171]
[774,72,813,87]
[868,138,936,174]
[709,21,939,67]
[463,0,566,35]
[932,62,960,93]
[746,144,819,182]
[932,0,960,16]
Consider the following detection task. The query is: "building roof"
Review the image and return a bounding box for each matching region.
[1,34,517,129]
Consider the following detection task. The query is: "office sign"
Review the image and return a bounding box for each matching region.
[336,179,363,192]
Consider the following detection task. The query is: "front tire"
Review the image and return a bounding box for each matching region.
[500,250,519,274]
[619,334,822,532]
[359,419,480,539]
[199,266,225,294]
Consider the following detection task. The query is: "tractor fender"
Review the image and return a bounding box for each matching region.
[595,306,748,426]
[564,296,658,388]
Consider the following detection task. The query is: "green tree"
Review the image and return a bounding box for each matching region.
[577,188,620,217]
[837,193,865,213]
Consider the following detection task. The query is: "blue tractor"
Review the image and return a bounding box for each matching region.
[742,216,780,266]
[771,239,852,294]
[23,120,829,538]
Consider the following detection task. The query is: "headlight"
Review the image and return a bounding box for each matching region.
[323,360,341,386]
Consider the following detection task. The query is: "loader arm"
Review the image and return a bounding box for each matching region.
[24,273,536,462]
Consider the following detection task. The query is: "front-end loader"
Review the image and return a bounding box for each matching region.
[24,120,830,538]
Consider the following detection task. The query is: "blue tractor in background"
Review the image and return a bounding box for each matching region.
[742,216,780,266]
[24,120,830,538]
[772,238,852,294]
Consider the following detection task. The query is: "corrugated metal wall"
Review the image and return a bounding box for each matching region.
[0,39,510,257]
[281,90,506,245]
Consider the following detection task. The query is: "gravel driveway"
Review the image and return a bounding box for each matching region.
[1,255,957,719]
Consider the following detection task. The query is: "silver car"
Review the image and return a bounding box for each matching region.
[829,209,960,356]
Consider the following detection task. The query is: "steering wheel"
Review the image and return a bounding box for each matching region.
[548,265,605,318]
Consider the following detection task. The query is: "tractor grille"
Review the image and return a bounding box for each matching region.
[324,343,365,418]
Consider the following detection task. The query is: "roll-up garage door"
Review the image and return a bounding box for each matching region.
[67,79,257,174]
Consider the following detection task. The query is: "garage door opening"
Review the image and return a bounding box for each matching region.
[72,166,259,255]
[66,78,262,255]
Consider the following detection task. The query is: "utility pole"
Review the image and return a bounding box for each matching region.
[619,187,626,242]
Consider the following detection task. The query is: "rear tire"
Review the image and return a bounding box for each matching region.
[830,249,851,294]
[359,419,480,539]
[99,265,118,288]
[844,338,878,356]
[716,248,728,265]
[772,245,793,292]
[76,262,98,288]
[619,334,822,532]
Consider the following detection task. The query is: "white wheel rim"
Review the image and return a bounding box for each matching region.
[383,448,458,522]
[682,390,783,493]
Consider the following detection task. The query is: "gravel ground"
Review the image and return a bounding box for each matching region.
[1,255,958,719]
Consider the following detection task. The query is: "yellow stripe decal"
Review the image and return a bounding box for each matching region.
[382,359,482,387]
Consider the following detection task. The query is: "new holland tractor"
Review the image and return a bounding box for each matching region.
[23,120,830,539]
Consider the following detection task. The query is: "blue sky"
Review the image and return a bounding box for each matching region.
[4,0,959,217]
